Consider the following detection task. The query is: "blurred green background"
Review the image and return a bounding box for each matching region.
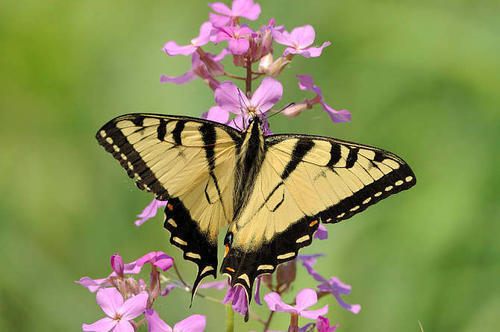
[1,0,499,331]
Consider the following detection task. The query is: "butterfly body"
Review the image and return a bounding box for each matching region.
[97,113,416,299]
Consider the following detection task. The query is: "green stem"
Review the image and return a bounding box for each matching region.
[226,303,235,332]
[263,311,275,331]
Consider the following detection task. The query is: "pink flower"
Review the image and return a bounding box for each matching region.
[209,0,261,27]
[297,255,361,314]
[222,285,248,316]
[315,224,328,240]
[146,309,206,332]
[161,49,229,91]
[110,254,124,277]
[82,288,148,332]
[264,288,328,319]
[215,26,253,55]
[296,74,351,123]
[76,252,173,293]
[214,77,282,132]
[163,22,214,56]
[135,199,168,226]
[273,25,330,58]
[316,316,339,332]
[318,277,361,314]
[136,251,174,272]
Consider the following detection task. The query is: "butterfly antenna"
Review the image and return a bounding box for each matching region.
[266,102,296,121]
[237,88,249,130]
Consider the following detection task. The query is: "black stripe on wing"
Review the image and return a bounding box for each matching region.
[96,115,169,200]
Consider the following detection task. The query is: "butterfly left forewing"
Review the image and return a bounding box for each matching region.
[97,113,241,294]
[221,134,416,297]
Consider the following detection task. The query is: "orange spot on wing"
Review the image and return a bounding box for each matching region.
[224,245,229,258]
[167,204,173,211]
[226,267,235,272]
[309,220,318,227]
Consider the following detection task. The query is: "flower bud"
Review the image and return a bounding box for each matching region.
[276,259,297,293]
[258,53,273,73]
[149,270,161,300]
[110,254,124,277]
[282,102,308,118]
[264,55,292,77]
[261,273,273,290]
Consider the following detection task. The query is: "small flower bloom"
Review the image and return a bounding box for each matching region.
[296,74,351,123]
[214,77,282,124]
[317,277,361,314]
[273,25,330,58]
[161,49,229,91]
[314,224,328,240]
[135,199,168,226]
[163,22,214,56]
[316,316,339,332]
[209,0,261,27]
[82,288,148,332]
[297,255,361,314]
[136,251,174,272]
[222,285,248,316]
[146,309,206,332]
[264,288,328,319]
[215,26,253,55]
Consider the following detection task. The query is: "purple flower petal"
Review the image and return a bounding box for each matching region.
[294,288,319,312]
[263,292,296,313]
[110,254,124,276]
[320,103,351,123]
[208,2,232,16]
[250,77,283,113]
[209,13,231,27]
[113,320,135,332]
[135,252,174,272]
[290,25,315,48]
[201,106,230,124]
[174,314,206,332]
[145,309,172,332]
[75,277,110,293]
[272,30,293,47]
[215,81,249,114]
[160,71,197,85]
[232,0,261,20]
[300,304,329,320]
[299,42,331,58]
[317,316,339,332]
[191,22,214,46]
[163,41,197,56]
[135,199,168,226]
[161,283,178,296]
[297,74,322,95]
[222,285,248,316]
[317,277,361,314]
[314,224,328,240]
[198,280,228,290]
[228,37,250,55]
[254,276,262,305]
[82,317,116,331]
[297,254,327,283]
[120,291,148,320]
[96,288,123,317]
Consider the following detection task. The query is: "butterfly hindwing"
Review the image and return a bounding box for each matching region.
[222,134,415,296]
[97,114,241,293]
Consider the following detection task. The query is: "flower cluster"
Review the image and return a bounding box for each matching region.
[77,252,206,331]
[83,0,360,331]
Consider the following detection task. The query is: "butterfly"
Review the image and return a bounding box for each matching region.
[96,113,416,301]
